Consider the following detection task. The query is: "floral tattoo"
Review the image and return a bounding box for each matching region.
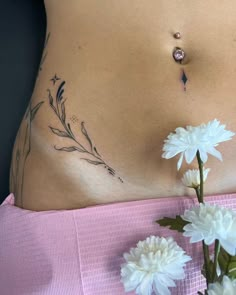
[10,101,44,206]
[37,31,51,78]
[47,76,124,183]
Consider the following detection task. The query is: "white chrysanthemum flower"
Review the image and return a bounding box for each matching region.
[162,119,234,170]
[181,168,210,188]
[182,203,236,256]
[120,236,191,295]
[207,276,236,295]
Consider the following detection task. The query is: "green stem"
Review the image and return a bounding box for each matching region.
[196,151,211,286]
[212,239,220,282]
[202,241,211,286]
[196,151,204,203]
[194,187,201,203]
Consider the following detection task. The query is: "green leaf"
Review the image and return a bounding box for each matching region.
[228,261,236,279]
[218,247,229,274]
[218,247,236,278]
[156,215,189,233]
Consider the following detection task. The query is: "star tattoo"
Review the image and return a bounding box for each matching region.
[50,74,61,85]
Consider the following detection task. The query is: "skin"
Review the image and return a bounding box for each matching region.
[10,0,236,211]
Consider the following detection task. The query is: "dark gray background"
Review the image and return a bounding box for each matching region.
[0,0,46,203]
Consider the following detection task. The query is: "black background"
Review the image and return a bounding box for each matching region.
[0,0,46,203]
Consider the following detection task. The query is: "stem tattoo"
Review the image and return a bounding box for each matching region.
[47,77,124,183]
[10,101,44,207]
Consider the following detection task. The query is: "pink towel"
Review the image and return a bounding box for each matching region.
[1,193,236,295]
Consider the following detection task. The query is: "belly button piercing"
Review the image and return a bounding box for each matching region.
[173,32,181,39]
[172,47,186,64]
[172,32,188,91]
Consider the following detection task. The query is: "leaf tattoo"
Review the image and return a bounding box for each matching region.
[37,32,51,77]
[54,146,86,152]
[49,127,70,138]
[81,121,93,152]
[31,101,44,121]
[93,146,101,157]
[10,101,44,207]
[80,158,104,165]
[48,78,124,183]
[56,80,65,104]
[61,101,66,122]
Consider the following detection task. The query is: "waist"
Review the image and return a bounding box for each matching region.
[11,69,236,210]
[10,115,236,211]
[10,13,236,210]
[1,193,236,294]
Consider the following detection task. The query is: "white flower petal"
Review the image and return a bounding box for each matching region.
[208,275,236,295]
[177,153,184,170]
[182,203,236,255]
[198,149,208,163]
[220,240,236,256]
[206,146,223,161]
[181,168,210,188]
[120,236,191,295]
[184,147,197,164]
[153,275,172,295]
[137,273,153,295]
[162,119,234,169]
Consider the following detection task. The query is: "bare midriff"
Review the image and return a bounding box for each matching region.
[10,0,236,211]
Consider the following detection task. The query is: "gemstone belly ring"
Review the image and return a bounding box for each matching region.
[172,32,188,91]
[173,47,186,64]
[173,32,181,39]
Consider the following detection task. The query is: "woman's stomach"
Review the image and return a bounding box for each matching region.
[10,0,236,210]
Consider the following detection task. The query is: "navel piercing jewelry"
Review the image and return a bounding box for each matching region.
[173,32,181,39]
[172,32,188,91]
[172,47,188,91]
[172,47,186,64]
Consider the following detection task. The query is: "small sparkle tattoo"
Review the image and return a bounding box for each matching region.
[181,69,188,91]
[50,74,61,85]
[70,115,79,123]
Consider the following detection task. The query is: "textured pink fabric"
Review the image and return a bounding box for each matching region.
[1,193,236,295]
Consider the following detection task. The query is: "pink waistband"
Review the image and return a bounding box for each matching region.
[1,193,236,295]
